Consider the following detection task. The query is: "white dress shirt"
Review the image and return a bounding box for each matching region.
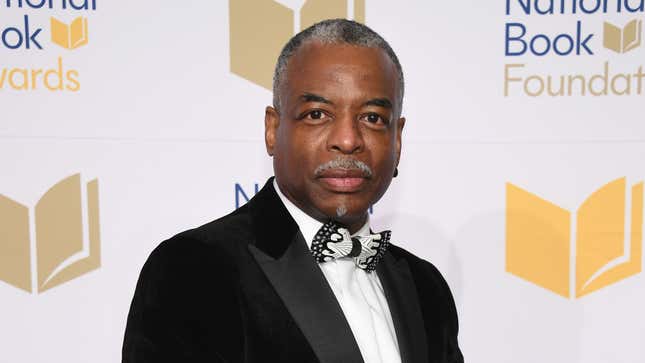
[273,180,401,363]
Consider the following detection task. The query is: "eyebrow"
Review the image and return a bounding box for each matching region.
[299,93,333,105]
[298,93,393,109]
[364,98,393,109]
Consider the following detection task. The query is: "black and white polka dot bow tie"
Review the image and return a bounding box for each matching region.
[310,220,391,273]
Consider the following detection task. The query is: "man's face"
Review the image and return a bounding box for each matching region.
[265,41,405,232]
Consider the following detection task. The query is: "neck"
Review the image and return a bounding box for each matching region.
[297,200,368,234]
[335,214,368,234]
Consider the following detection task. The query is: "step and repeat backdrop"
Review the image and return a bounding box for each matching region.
[1,0,644,362]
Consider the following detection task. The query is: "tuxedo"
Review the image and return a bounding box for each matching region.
[122,178,463,363]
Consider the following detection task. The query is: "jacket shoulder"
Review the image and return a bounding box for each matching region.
[123,208,249,362]
[149,203,253,260]
[134,204,256,303]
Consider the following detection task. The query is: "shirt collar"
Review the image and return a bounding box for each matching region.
[272,178,370,248]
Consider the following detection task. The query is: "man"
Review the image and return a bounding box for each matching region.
[123,19,463,363]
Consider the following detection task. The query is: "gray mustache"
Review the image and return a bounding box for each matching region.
[314,157,373,178]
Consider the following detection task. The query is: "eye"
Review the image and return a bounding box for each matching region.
[308,110,323,120]
[301,109,330,123]
[366,114,381,123]
[361,113,388,126]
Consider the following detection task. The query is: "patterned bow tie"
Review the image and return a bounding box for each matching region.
[310,220,391,272]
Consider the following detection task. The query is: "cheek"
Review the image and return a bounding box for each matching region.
[367,135,397,164]
[276,135,315,179]
[290,129,324,158]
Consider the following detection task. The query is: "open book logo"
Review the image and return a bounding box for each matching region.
[229,0,365,90]
[0,174,100,294]
[50,16,89,50]
[506,178,643,299]
[603,19,642,54]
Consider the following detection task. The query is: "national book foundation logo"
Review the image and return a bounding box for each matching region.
[503,0,644,97]
[1,1,96,92]
[506,178,643,298]
[229,0,365,89]
[0,174,101,294]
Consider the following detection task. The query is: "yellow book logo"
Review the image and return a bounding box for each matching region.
[506,178,643,299]
[603,19,642,54]
[50,16,89,50]
[0,174,100,294]
[229,0,365,90]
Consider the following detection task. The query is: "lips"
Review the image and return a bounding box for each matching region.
[316,169,369,192]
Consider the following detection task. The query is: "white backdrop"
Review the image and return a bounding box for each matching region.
[1,1,644,362]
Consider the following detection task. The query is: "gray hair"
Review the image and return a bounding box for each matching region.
[272,18,404,113]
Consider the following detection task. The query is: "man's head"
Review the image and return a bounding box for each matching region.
[265,19,405,232]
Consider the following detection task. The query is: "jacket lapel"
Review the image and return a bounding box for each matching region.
[247,179,364,363]
[377,253,429,363]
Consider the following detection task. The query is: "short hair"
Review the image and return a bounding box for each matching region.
[272,18,404,113]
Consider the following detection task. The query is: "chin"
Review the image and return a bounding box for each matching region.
[321,201,369,221]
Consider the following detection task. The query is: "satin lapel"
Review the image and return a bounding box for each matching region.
[246,179,363,363]
[249,232,364,363]
[377,253,428,363]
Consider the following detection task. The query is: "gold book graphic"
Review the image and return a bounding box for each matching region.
[228,0,365,90]
[603,19,642,54]
[0,174,100,294]
[506,178,642,299]
[51,16,89,50]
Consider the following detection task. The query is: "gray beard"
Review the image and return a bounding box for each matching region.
[335,205,347,218]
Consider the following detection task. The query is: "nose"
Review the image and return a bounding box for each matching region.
[327,114,364,154]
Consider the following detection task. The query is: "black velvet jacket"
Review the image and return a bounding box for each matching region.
[122,178,463,363]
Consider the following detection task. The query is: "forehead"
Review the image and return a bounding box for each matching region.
[282,42,400,104]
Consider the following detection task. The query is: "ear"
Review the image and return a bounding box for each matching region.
[265,106,280,156]
[394,117,405,167]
